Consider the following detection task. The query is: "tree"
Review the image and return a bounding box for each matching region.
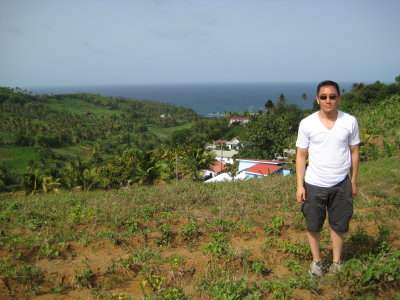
[225,160,239,180]
[41,175,61,193]
[0,165,15,192]
[63,157,95,190]
[170,128,193,146]
[265,99,274,111]
[278,93,287,105]
[22,167,60,194]
[301,93,308,102]
[181,146,216,180]
[395,74,400,84]
[238,104,304,159]
[131,150,166,186]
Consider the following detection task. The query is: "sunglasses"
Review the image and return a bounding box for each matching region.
[318,95,338,100]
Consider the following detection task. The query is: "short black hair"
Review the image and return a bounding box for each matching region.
[317,80,340,96]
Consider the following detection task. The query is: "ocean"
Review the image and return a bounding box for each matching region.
[26,82,354,116]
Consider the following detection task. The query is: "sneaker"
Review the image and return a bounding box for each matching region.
[329,261,343,274]
[309,261,324,277]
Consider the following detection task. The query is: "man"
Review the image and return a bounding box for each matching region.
[296,80,360,277]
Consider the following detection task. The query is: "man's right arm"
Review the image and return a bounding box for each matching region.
[296,147,308,204]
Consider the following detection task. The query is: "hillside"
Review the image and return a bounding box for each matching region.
[1,80,399,194]
[0,88,201,144]
[0,87,202,175]
[0,156,399,299]
[1,80,399,299]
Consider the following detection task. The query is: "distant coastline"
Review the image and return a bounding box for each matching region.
[23,82,355,116]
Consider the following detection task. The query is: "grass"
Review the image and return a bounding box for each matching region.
[50,142,96,159]
[0,156,399,299]
[149,122,195,139]
[41,97,119,115]
[0,143,96,174]
[0,145,38,173]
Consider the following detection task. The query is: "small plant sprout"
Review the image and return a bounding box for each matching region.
[182,220,201,242]
[264,216,285,236]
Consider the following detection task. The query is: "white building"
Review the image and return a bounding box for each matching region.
[206,139,239,165]
[229,117,250,126]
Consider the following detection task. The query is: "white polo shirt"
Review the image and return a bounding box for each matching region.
[296,111,360,187]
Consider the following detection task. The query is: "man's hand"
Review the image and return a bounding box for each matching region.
[295,147,308,204]
[296,186,306,204]
[350,144,359,197]
[351,181,358,196]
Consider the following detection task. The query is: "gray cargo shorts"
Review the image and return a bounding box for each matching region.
[302,176,353,234]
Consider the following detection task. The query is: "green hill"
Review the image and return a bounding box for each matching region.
[0,87,202,175]
[0,80,399,194]
[0,156,399,299]
[0,80,399,298]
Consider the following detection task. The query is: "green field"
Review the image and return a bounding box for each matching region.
[0,146,38,173]
[50,142,97,159]
[41,97,120,115]
[150,122,195,139]
[0,143,97,175]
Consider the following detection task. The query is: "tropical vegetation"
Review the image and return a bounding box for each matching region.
[0,77,399,299]
[0,156,398,299]
[1,78,399,194]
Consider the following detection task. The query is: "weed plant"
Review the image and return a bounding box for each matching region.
[264,216,285,236]
[0,156,399,299]
[181,220,201,242]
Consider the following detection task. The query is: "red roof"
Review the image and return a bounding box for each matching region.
[209,161,226,173]
[230,117,250,120]
[239,158,286,165]
[214,140,226,144]
[245,163,282,176]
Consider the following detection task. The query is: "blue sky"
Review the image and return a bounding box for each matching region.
[1,0,399,87]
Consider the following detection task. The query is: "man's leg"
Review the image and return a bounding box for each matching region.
[330,229,344,262]
[307,231,321,262]
[303,182,327,276]
[328,177,352,263]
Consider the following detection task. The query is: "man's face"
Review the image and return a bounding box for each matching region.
[316,85,340,114]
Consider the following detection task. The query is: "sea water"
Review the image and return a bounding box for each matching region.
[26,82,354,116]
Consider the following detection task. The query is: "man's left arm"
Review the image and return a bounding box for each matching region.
[350,144,360,196]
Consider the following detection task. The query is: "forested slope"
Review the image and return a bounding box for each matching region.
[0,78,399,194]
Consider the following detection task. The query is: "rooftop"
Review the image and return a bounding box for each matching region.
[238,158,286,165]
[209,161,227,173]
[245,163,282,176]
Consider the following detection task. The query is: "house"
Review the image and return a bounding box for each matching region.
[205,171,246,183]
[206,139,239,165]
[229,117,250,126]
[214,149,238,165]
[204,161,227,178]
[226,138,240,150]
[275,148,296,160]
[237,158,292,179]
[244,163,283,178]
[214,140,226,146]
[207,138,240,151]
[204,158,293,183]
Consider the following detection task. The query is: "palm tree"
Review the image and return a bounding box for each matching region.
[225,160,239,181]
[22,167,41,194]
[41,175,61,193]
[278,93,287,105]
[22,167,60,194]
[64,157,92,190]
[301,93,308,102]
[265,99,274,111]
[132,151,163,186]
[181,146,216,180]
